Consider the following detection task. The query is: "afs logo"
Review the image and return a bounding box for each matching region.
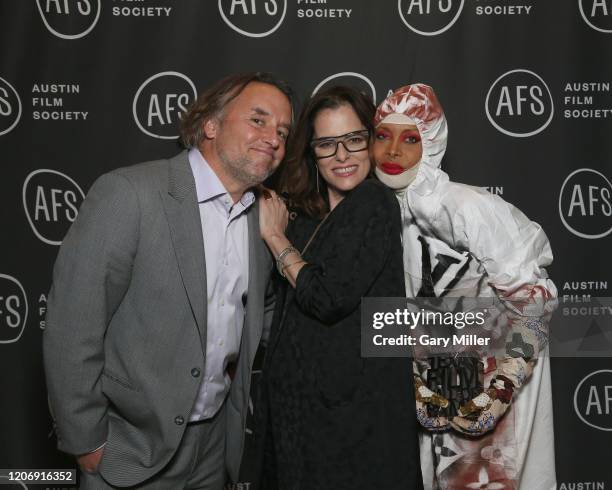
[574,369,612,431]
[485,69,554,138]
[398,0,464,36]
[219,0,287,38]
[36,0,101,40]
[133,71,197,140]
[23,169,85,246]
[0,274,28,345]
[0,76,22,137]
[559,168,612,239]
[312,72,377,103]
[579,0,612,33]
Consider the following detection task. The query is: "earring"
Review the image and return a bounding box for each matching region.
[313,163,320,193]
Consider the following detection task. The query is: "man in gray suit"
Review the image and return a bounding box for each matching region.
[43,72,293,489]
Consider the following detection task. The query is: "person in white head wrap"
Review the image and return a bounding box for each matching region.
[372,84,557,490]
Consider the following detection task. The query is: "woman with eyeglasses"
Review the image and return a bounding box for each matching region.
[255,85,423,489]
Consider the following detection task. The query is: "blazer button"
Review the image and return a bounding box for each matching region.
[191,368,201,378]
[174,415,185,426]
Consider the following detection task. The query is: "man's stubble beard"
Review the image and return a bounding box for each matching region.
[218,147,274,188]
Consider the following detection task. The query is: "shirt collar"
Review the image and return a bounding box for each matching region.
[188,148,255,210]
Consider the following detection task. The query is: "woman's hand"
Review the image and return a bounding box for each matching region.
[259,188,289,242]
[257,188,305,287]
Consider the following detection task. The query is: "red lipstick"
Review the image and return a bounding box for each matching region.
[379,162,406,175]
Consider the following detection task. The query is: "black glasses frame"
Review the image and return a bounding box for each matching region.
[310,129,370,158]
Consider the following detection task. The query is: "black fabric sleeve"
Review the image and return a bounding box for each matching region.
[294,180,400,324]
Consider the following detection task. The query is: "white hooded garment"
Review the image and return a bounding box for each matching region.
[377,85,557,490]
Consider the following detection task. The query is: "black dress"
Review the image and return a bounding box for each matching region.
[261,179,423,490]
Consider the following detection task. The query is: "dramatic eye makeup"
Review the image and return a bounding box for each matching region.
[375,129,391,139]
[375,127,421,144]
[401,130,421,144]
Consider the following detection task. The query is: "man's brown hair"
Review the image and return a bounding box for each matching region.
[180,72,294,149]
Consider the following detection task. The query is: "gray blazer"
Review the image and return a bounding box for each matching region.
[43,151,273,486]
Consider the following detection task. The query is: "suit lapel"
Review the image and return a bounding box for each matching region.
[244,200,266,367]
[161,152,269,395]
[232,199,271,408]
[161,151,207,354]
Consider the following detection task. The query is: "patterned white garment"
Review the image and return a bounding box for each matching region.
[375,84,557,490]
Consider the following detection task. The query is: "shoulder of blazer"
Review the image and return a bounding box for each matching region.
[106,151,192,199]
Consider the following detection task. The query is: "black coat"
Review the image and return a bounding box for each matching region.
[258,179,423,490]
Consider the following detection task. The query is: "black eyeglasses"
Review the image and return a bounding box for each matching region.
[310,129,370,158]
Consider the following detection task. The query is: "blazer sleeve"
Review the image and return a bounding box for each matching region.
[294,181,401,324]
[43,171,140,456]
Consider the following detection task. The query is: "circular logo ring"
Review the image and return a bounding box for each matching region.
[559,168,612,239]
[0,274,29,345]
[36,0,101,40]
[485,68,554,138]
[132,71,197,140]
[312,72,377,103]
[0,76,22,136]
[574,369,612,431]
[397,0,465,36]
[578,0,612,34]
[218,0,287,38]
[22,169,86,246]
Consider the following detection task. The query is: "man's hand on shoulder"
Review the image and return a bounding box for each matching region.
[77,446,104,474]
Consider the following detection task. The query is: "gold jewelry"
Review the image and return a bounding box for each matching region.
[281,259,305,278]
[301,212,329,256]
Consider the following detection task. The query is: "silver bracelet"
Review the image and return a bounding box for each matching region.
[276,246,300,276]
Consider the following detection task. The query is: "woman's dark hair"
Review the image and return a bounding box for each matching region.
[180,72,294,148]
[274,85,375,219]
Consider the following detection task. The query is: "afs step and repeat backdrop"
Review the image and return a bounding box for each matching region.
[1,1,611,488]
